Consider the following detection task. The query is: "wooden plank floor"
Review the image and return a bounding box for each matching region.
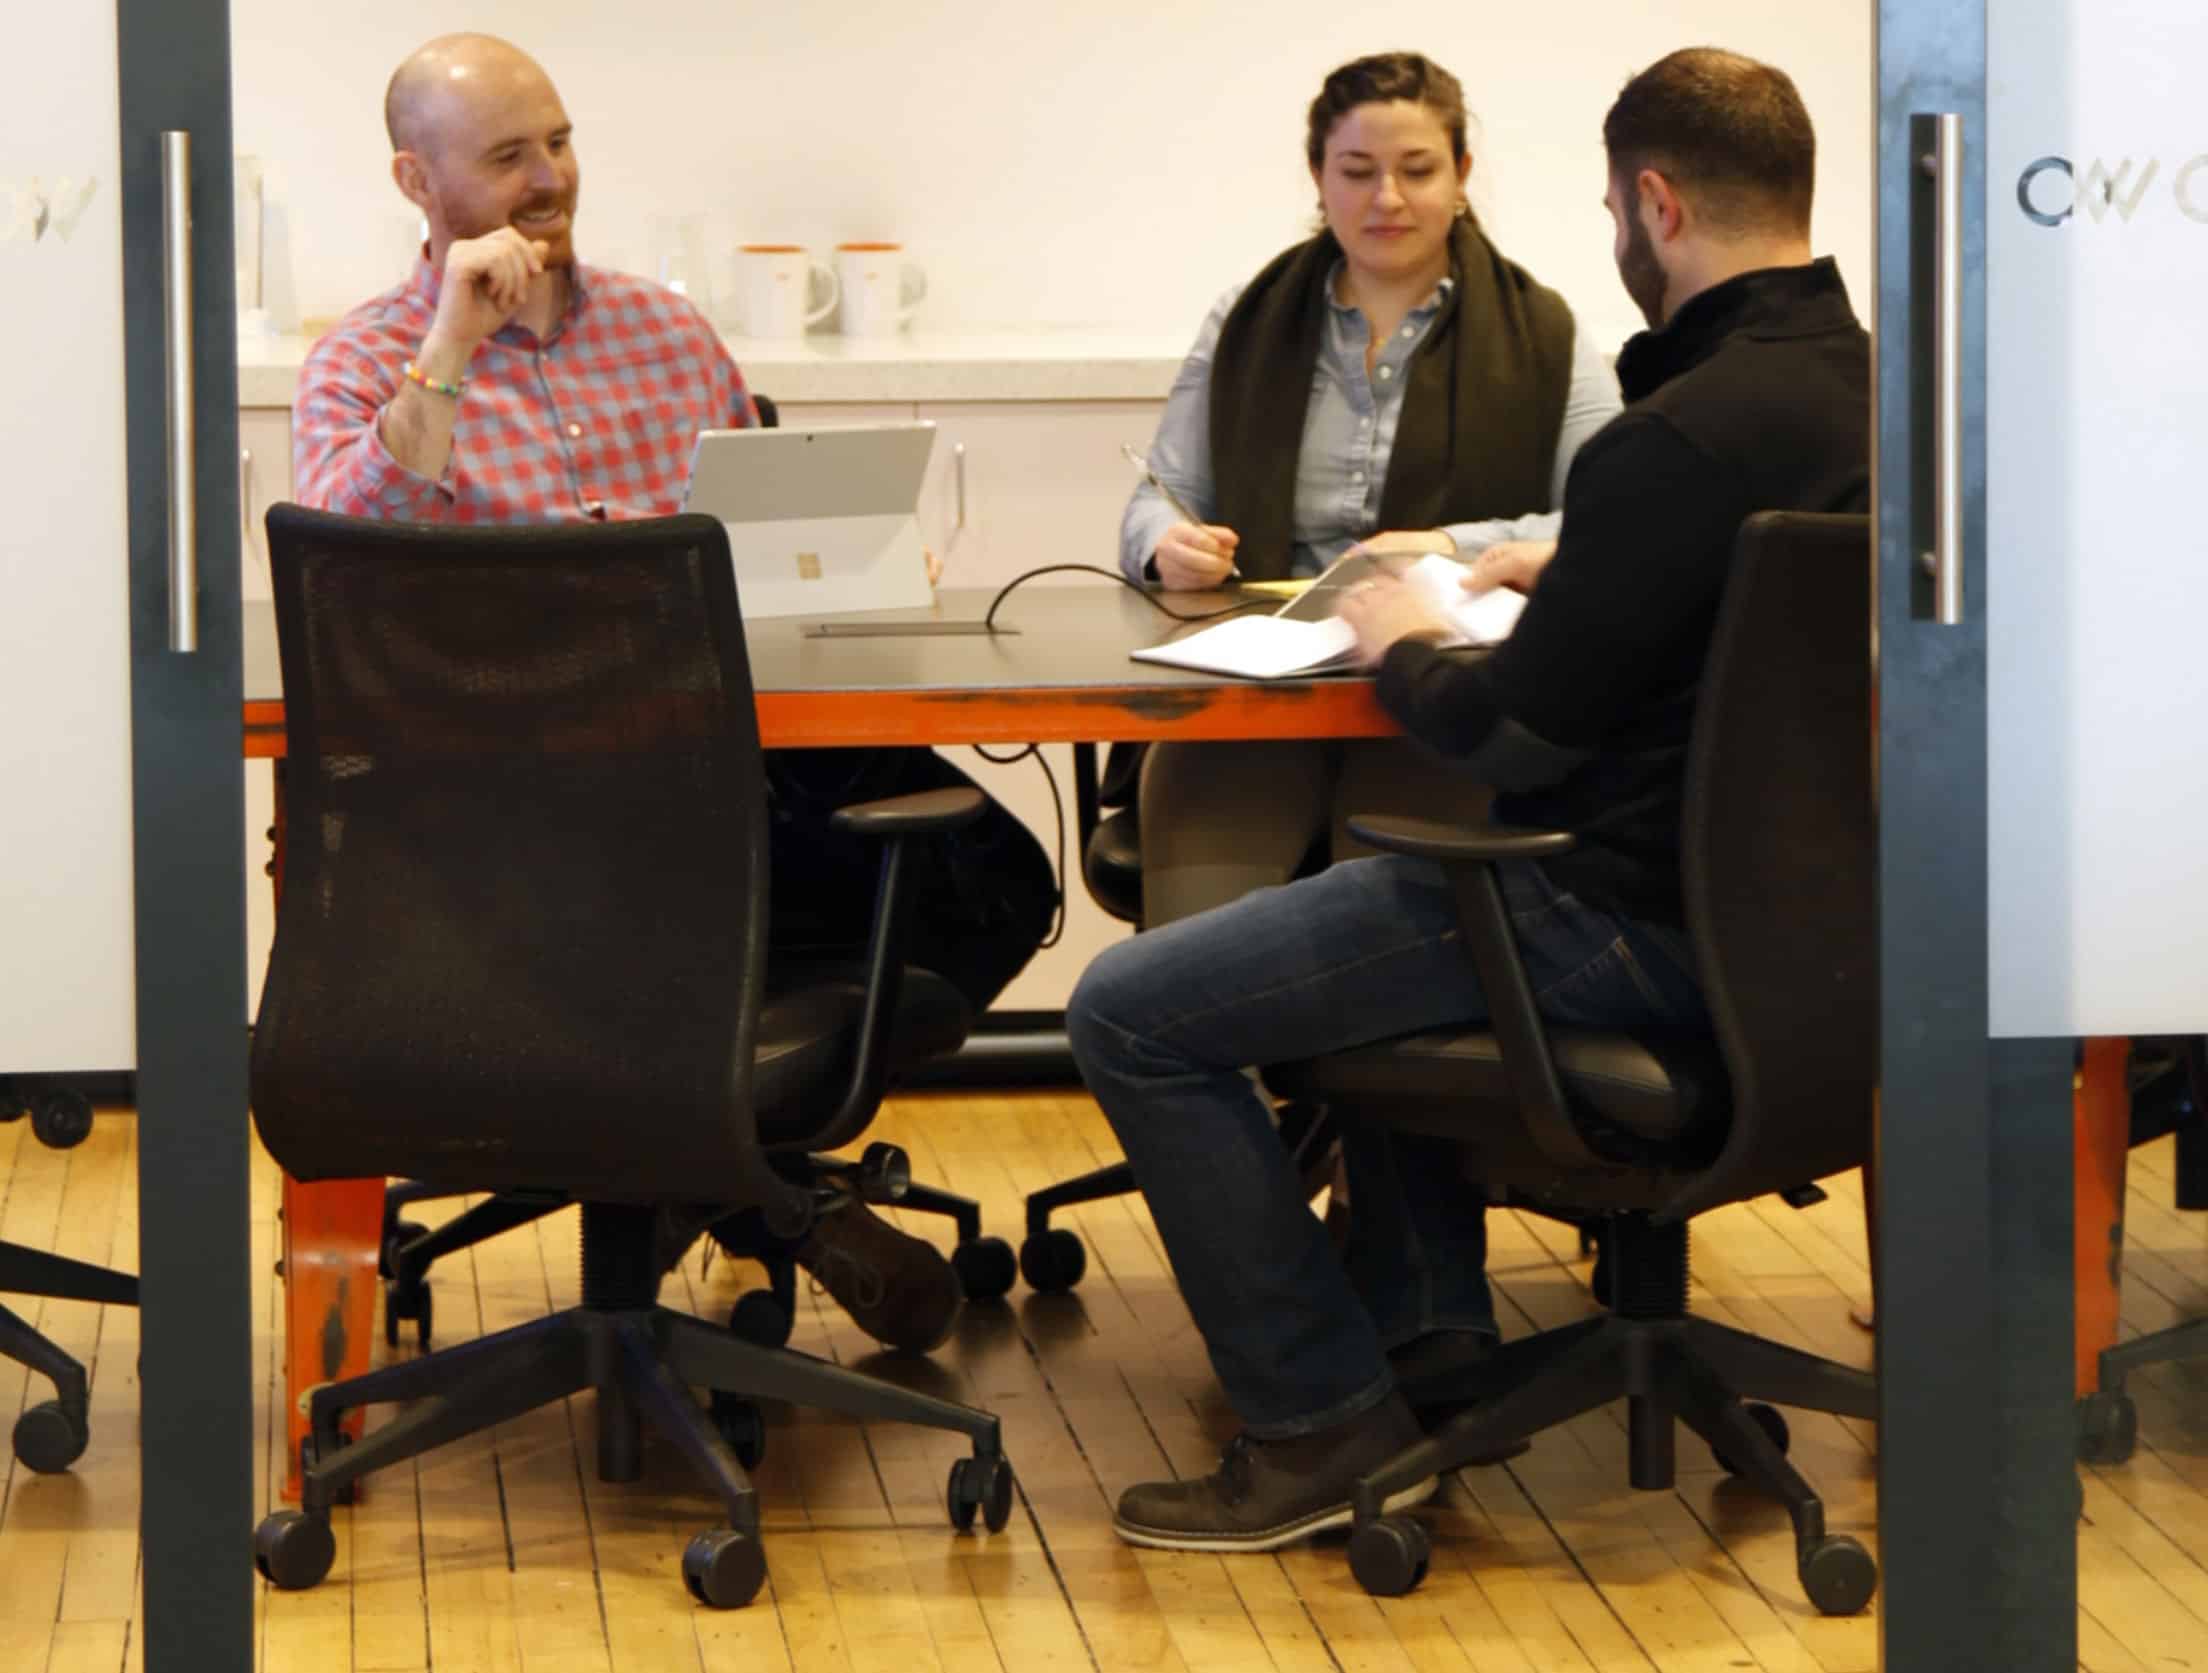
[2,1099,2206,1671]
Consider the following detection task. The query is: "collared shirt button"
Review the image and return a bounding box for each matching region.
[1376,364,1394,381]
[567,423,583,438]
[1400,325,1415,339]
[1351,470,1366,484]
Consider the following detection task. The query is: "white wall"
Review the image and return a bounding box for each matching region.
[231,0,1872,360]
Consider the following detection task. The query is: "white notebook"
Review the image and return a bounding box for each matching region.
[1131,551,1525,680]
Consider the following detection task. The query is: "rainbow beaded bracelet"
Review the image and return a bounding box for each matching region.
[402,360,467,398]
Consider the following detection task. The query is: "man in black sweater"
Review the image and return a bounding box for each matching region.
[1065,47,1870,1554]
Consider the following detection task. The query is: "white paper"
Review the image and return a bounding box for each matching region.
[1129,551,1526,682]
[1130,614,1359,680]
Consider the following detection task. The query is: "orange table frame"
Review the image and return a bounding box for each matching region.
[246,668,1394,1500]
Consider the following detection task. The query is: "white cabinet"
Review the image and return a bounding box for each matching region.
[239,407,290,1017]
[915,400,1159,592]
[238,406,290,603]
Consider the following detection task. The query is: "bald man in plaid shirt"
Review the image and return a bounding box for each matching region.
[291,34,1048,1355]
[294,34,756,521]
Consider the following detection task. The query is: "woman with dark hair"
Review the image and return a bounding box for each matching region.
[1120,52,1619,926]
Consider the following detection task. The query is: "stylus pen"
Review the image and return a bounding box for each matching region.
[1121,443,1242,580]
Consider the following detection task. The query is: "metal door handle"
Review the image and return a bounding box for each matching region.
[162,130,197,653]
[1920,114,1964,626]
[954,441,967,530]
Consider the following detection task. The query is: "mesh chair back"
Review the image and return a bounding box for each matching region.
[251,506,783,1205]
[1668,512,1875,1217]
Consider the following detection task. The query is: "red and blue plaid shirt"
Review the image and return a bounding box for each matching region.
[293,254,757,523]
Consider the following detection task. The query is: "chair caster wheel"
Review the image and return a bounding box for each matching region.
[2076,1389,2137,1464]
[682,1527,766,1609]
[29,1088,94,1150]
[709,1392,767,1470]
[254,1510,337,1591]
[1349,1515,1431,1597]
[948,1454,1014,1533]
[383,1277,432,1350]
[1018,1228,1087,1294]
[379,1218,427,1281]
[729,1289,793,1348]
[13,1400,88,1473]
[950,1237,1016,1302]
[1797,1534,1878,1616]
[1714,1402,1790,1476]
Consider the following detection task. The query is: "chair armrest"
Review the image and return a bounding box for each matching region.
[1415,840,1605,1176]
[1344,814,1577,863]
[801,787,982,1154]
[828,786,986,837]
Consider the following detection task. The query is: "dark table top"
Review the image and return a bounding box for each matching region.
[242,584,1396,751]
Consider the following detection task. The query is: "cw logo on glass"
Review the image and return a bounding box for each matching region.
[2016,155,2208,227]
[0,177,99,245]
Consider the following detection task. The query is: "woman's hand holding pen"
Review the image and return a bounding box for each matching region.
[1153,523,1242,590]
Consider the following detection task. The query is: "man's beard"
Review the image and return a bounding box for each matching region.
[1617,211,1668,329]
[440,185,578,261]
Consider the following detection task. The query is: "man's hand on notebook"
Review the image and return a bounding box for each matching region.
[1462,539,1558,597]
[1337,572,1452,668]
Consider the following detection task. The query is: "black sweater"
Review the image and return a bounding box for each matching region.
[1374,259,1870,925]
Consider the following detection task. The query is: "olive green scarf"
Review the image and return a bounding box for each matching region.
[1207,216,1576,580]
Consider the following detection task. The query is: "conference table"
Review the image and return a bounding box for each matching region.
[242,581,1393,1493]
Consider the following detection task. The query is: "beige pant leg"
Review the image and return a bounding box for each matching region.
[1328,737,1495,860]
[1137,739,1337,928]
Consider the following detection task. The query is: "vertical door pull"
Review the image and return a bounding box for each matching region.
[161,130,197,653]
[1920,114,1965,626]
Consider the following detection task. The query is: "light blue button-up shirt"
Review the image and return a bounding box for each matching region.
[1120,268,1622,581]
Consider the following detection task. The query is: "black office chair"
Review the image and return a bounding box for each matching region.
[2076,1036,2208,1462]
[248,506,1014,1608]
[369,387,1017,1350]
[1270,512,1881,1616]
[0,1094,139,1471]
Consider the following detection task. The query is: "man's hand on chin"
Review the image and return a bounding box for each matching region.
[1336,576,1452,669]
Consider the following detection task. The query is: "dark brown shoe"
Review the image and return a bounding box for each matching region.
[795,1199,963,1354]
[1113,1393,1433,1552]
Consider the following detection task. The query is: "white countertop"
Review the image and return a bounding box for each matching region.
[237,328,1188,409]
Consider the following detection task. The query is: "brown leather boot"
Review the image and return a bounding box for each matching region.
[1113,1393,1433,1552]
[793,1199,963,1354]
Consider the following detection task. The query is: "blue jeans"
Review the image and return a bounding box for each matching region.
[1065,854,1707,1437]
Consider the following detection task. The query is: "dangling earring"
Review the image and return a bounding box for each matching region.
[1454,195,1471,220]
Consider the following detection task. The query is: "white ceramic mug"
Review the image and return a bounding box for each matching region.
[836,242,927,336]
[736,244,839,338]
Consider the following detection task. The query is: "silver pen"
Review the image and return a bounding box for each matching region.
[1121,443,1241,580]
